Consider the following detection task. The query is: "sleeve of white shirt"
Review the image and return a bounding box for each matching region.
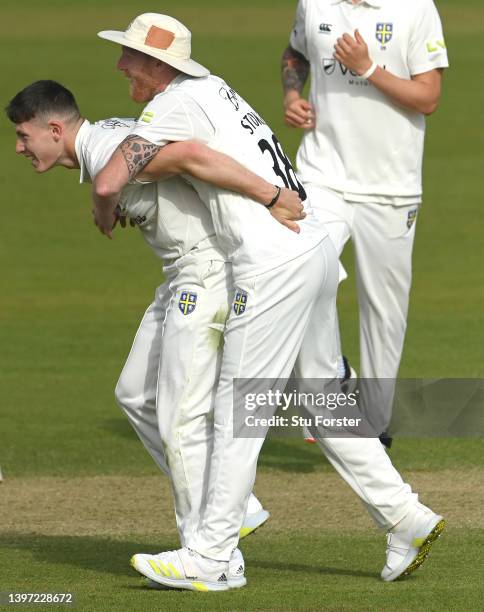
[130,91,215,146]
[407,0,449,76]
[79,132,120,183]
[289,0,308,59]
[79,121,132,183]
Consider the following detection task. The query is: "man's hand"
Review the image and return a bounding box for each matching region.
[269,188,306,233]
[284,95,316,129]
[333,29,373,76]
[91,203,119,239]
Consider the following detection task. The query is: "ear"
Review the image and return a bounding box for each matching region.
[48,119,64,142]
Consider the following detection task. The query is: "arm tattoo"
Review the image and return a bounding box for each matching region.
[119,135,161,180]
[281,45,310,94]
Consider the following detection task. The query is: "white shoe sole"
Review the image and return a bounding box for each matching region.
[145,574,246,589]
[240,509,270,539]
[130,554,230,592]
[383,516,446,582]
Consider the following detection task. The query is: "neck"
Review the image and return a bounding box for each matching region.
[59,117,85,169]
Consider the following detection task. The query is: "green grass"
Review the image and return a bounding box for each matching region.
[0,530,482,611]
[0,0,483,609]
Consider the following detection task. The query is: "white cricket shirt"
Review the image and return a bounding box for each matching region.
[75,119,225,274]
[131,75,327,280]
[290,0,449,202]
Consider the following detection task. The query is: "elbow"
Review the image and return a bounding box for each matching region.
[93,175,120,199]
[420,92,441,116]
[182,141,208,165]
[422,100,439,116]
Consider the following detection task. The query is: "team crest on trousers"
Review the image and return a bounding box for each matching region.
[179,291,197,315]
[407,209,418,229]
[233,290,248,316]
[376,23,393,45]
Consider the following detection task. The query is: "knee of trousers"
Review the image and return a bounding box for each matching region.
[114,377,150,419]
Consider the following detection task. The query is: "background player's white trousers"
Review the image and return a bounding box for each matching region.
[189,239,418,561]
[115,259,232,545]
[306,184,420,429]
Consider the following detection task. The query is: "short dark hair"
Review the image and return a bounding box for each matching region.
[5,80,81,124]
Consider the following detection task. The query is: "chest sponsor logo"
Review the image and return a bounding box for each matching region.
[179,291,197,315]
[407,209,418,230]
[322,58,386,86]
[219,86,240,111]
[233,290,248,316]
[376,23,393,46]
[323,58,358,77]
[318,23,332,34]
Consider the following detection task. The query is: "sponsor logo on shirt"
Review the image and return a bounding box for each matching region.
[322,58,386,87]
[219,86,240,111]
[100,119,131,130]
[139,111,155,124]
[322,58,358,77]
[179,291,197,315]
[233,290,248,316]
[318,23,332,34]
[426,39,446,53]
[376,22,393,47]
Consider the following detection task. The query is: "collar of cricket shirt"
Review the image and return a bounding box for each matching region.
[331,0,382,8]
[74,119,92,183]
[164,72,191,93]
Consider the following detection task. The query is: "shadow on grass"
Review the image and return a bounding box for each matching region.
[0,533,178,577]
[0,533,377,581]
[251,559,378,580]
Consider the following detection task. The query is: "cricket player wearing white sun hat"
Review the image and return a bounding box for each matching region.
[93,13,445,591]
[6,78,310,586]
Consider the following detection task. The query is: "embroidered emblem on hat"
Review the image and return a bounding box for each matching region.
[407,209,418,229]
[233,290,248,316]
[376,23,393,45]
[179,291,197,315]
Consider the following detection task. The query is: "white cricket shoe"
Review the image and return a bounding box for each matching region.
[145,548,246,589]
[381,503,445,582]
[131,547,230,592]
[240,493,270,538]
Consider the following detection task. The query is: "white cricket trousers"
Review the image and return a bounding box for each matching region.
[189,239,418,561]
[115,258,232,546]
[307,184,420,428]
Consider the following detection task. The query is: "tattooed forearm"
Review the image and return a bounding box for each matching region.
[281,45,310,94]
[120,135,161,180]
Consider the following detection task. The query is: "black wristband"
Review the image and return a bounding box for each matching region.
[265,186,281,209]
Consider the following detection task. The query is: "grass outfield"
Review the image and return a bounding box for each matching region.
[1,0,483,610]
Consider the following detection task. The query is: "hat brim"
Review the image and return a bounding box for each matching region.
[98,30,210,78]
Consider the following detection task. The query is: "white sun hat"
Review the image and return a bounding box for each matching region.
[98,13,210,77]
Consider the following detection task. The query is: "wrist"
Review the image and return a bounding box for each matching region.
[359,61,377,79]
[284,90,301,109]
[265,185,282,209]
